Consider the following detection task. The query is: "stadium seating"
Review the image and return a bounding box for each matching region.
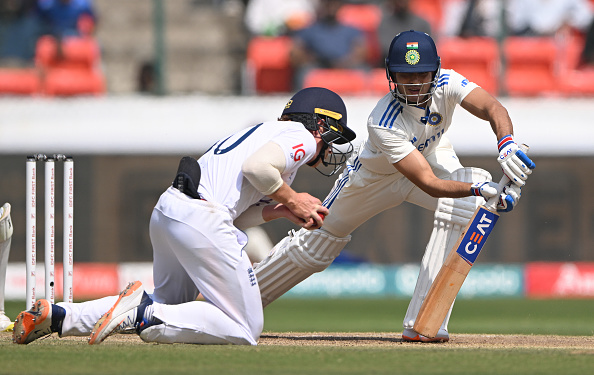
[503,37,558,96]
[245,36,293,93]
[336,3,382,66]
[410,0,443,31]
[302,68,368,95]
[438,37,500,96]
[35,35,105,96]
[0,68,41,95]
[369,68,389,95]
[557,34,594,95]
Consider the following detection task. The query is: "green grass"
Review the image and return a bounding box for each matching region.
[2,298,594,375]
[263,298,594,336]
[0,344,592,375]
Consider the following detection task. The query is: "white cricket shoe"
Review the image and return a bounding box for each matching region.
[88,281,146,345]
[402,328,450,343]
[12,300,53,344]
[1,311,13,332]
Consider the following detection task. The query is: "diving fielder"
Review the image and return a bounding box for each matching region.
[13,87,357,345]
[253,30,535,342]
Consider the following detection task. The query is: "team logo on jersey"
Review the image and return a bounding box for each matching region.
[405,50,420,65]
[427,112,443,126]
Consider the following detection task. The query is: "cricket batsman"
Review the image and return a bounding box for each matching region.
[252,30,535,342]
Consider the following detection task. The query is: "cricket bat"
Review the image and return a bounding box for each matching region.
[413,145,529,338]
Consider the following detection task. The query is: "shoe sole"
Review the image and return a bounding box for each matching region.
[12,300,51,344]
[88,281,143,345]
[402,333,449,343]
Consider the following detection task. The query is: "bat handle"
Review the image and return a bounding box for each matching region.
[485,144,530,211]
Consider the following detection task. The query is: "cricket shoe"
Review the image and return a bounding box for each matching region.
[402,328,450,343]
[88,281,153,345]
[1,311,13,332]
[12,300,53,344]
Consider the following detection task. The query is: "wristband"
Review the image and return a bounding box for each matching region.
[497,134,514,152]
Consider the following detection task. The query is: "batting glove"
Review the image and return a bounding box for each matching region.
[497,135,535,187]
[470,181,499,199]
[496,184,521,213]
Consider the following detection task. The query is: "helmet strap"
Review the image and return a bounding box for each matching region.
[306,141,328,167]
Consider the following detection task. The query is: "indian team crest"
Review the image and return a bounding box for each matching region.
[405,50,420,65]
[427,112,442,126]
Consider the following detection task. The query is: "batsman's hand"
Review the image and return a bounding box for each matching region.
[496,184,521,213]
[497,135,535,187]
[470,181,522,213]
[470,181,498,200]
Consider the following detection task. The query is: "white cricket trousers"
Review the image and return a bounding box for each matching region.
[60,187,263,345]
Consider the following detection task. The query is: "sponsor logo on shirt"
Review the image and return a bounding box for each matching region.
[292,143,306,161]
[411,128,445,152]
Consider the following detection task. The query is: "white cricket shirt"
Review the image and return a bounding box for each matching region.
[197,121,317,219]
[360,69,478,174]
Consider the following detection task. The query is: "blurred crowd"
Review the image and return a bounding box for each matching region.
[0,0,96,66]
[2,0,594,97]
[244,0,594,96]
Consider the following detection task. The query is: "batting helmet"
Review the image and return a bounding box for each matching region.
[282,87,356,176]
[385,30,441,105]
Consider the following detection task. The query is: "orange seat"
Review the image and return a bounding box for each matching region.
[36,35,100,70]
[556,34,594,95]
[302,69,368,95]
[44,68,105,96]
[439,37,500,96]
[369,68,389,95]
[336,3,381,32]
[35,35,106,96]
[337,3,382,65]
[246,36,293,93]
[503,37,558,96]
[0,68,41,95]
[410,0,443,31]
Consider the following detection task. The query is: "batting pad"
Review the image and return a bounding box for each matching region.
[0,203,13,311]
[403,167,490,331]
[254,228,350,307]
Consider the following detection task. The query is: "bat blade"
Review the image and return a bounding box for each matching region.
[413,206,500,338]
[414,144,528,338]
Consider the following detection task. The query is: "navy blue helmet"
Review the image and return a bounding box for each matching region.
[282,87,356,176]
[385,30,441,105]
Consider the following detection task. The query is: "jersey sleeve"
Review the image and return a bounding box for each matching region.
[270,125,317,174]
[443,69,479,105]
[367,125,416,164]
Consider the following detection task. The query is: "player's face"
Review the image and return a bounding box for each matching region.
[394,71,433,105]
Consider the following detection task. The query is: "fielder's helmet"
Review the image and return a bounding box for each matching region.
[281,87,356,176]
[282,87,355,144]
[385,30,441,105]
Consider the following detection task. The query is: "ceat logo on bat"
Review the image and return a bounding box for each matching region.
[456,207,499,265]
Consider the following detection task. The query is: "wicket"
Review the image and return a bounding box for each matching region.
[25,154,74,310]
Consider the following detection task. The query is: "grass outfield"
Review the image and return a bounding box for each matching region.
[1,298,593,375]
[263,298,594,336]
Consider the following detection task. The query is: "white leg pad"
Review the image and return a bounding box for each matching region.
[254,228,351,307]
[403,167,491,331]
[0,203,13,312]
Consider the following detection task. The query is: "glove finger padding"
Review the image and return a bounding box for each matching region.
[497,184,522,213]
[497,136,535,187]
[470,181,499,199]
